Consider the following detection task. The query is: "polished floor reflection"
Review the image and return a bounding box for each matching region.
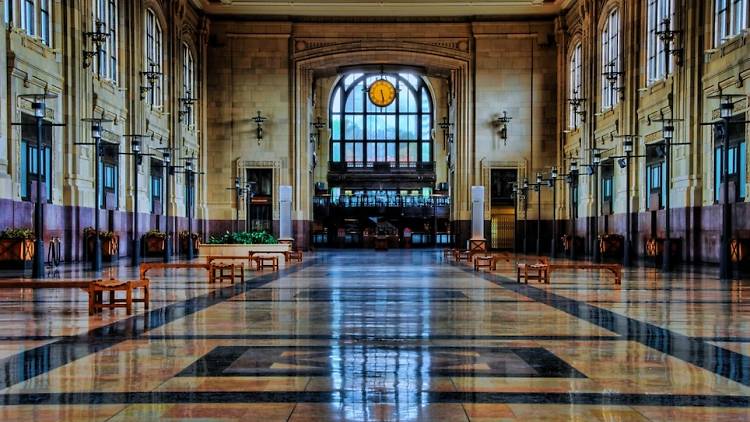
[0,250,748,421]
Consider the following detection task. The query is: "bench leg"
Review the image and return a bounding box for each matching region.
[88,288,95,316]
[144,286,150,309]
[126,286,133,315]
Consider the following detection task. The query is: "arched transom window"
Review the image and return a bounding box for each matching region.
[329,72,433,168]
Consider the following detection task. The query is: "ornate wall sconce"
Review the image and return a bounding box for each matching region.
[253,111,268,145]
[178,91,199,123]
[603,61,625,98]
[438,116,454,149]
[656,17,683,65]
[310,117,326,146]
[139,63,163,101]
[82,20,109,69]
[495,111,512,146]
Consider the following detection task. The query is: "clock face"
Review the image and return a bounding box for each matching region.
[368,79,397,107]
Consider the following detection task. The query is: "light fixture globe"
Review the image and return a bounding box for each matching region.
[623,139,634,153]
[662,124,674,140]
[720,98,734,119]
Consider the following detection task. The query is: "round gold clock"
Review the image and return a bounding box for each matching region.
[368,79,397,107]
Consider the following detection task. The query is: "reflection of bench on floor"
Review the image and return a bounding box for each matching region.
[139,262,212,281]
[517,258,549,284]
[548,263,622,285]
[0,278,149,315]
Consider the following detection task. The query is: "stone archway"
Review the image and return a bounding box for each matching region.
[289,39,476,247]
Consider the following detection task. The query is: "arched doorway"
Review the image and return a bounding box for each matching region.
[312,70,451,248]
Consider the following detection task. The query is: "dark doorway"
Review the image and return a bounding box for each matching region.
[490,169,516,250]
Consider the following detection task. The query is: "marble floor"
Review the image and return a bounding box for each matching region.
[0,250,748,421]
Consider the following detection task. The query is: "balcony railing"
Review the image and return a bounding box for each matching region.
[314,194,450,208]
[328,161,435,172]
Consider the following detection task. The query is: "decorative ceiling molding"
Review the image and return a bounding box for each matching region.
[199,0,562,17]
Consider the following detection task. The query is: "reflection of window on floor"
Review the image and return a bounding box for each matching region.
[330,72,433,168]
[714,115,747,202]
[20,114,53,202]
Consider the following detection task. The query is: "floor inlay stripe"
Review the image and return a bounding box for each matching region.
[0,391,746,407]
[0,258,321,390]
[456,260,750,387]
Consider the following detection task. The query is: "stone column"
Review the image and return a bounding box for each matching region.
[469,186,486,252]
[279,185,293,244]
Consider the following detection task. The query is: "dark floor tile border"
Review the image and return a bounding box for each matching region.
[453,261,750,387]
[142,334,624,341]
[0,390,747,407]
[0,259,320,390]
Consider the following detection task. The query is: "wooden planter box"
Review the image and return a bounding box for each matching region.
[179,236,200,255]
[598,234,624,259]
[0,239,34,269]
[86,235,119,262]
[144,235,166,256]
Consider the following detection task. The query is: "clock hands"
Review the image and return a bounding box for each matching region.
[381,91,385,102]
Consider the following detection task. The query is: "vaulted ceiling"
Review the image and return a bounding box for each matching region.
[195,0,567,17]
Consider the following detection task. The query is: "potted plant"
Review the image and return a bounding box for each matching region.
[179,231,200,254]
[143,229,167,256]
[84,227,119,261]
[0,228,35,269]
[206,231,278,245]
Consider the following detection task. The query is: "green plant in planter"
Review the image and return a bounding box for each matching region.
[0,228,34,240]
[207,231,277,245]
[83,227,116,239]
[179,231,199,239]
[145,229,167,238]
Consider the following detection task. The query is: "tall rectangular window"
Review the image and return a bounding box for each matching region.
[568,43,583,129]
[94,0,118,81]
[647,0,673,84]
[182,43,195,127]
[716,0,748,45]
[145,9,162,107]
[601,8,620,110]
[39,0,50,46]
[714,115,748,202]
[21,0,34,36]
[4,0,12,25]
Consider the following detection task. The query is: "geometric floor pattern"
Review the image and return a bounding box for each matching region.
[0,250,747,421]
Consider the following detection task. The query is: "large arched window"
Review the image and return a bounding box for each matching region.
[329,72,433,168]
[568,43,583,129]
[601,7,620,110]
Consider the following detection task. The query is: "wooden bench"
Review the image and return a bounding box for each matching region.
[517,258,549,284]
[249,247,292,262]
[442,249,456,260]
[548,263,622,285]
[0,278,149,315]
[139,262,212,282]
[254,254,279,271]
[454,250,471,262]
[490,252,513,271]
[284,250,303,263]
[473,255,494,271]
[89,279,150,315]
[206,255,256,281]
